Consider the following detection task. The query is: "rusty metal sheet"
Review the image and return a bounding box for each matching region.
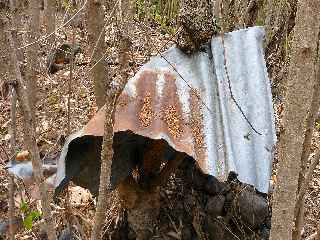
[57,26,276,193]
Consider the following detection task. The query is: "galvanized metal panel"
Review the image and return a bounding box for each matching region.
[110,26,276,193]
[51,26,276,193]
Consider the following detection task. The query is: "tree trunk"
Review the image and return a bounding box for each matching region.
[26,0,40,121]
[293,32,320,240]
[44,0,56,48]
[7,26,57,240]
[9,0,26,62]
[87,0,106,109]
[269,1,320,239]
[90,93,115,240]
[0,4,10,86]
[1,3,16,240]
[90,1,113,237]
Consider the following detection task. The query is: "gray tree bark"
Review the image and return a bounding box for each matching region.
[0,3,11,87]
[270,1,320,239]
[44,0,56,48]
[6,22,57,240]
[87,0,106,109]
[0,3,16,240]
[26,0,40,120]
[293,41,320,240]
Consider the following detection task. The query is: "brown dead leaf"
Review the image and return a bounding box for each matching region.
[0,81,9,99]
[16,150,30,162]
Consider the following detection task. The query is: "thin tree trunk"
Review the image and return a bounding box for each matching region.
[293,32,320,240]
[9,0,24,62]
[44,0,56,47]
[91,1,132,238]
[87,0,106,109]
[317,221,320,240]
[0,2,11,83]
[8,89,17,240]
[90,1,114,236]
[26,0,40,120]
[270,1,320,239]
[7,29,57,240]
[90,93,115,240]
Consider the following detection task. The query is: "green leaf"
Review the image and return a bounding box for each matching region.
[23,215,33,230]
[20,201,29,213]
[30,210,42,220]
[22,211,42,230]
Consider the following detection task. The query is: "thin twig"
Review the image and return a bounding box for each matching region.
[63,27,75,236]
[89,0,119,62]
[147,25,216,115]
[67,30,74,135]
[8,85,17,240]
[159,53,215,115]
[219,1,262,135]
[45,0,72,74]
[17,0,87,50]
[88,23,213,119]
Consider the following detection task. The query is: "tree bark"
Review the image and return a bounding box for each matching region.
[270,1,320,239]
[317,221,320,240]
[9,0,25,62]
[90,93,115,240]
[7,28,57,240]
[293,32,320,240]
[1,3,17,240]
[26,0,40,121]
[44,0,56,48]
[90,1,114,237]
[87,0,106,109]
[8,86,17,240]
[0,2,11,86]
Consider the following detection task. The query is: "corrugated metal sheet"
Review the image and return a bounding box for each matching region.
[59,26,276,193]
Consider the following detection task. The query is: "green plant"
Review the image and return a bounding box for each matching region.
[20,201,42,230]
[134,0,179,33]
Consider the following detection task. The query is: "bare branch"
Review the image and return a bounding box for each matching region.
[17,0,88,50]
[8,87,17,240]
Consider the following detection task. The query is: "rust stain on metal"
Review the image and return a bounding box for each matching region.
[189,90,206,169]
[136,71,158,131]
[162,105,182,138]
[138,92,154,127]
[84,105,105,136]
[160,72,184,139]
[85,70,197,160]
[117,93,130,108]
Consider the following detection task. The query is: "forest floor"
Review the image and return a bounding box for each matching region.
[0,11,320,240]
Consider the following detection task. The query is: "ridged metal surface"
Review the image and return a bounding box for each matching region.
[83,26,276,193]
